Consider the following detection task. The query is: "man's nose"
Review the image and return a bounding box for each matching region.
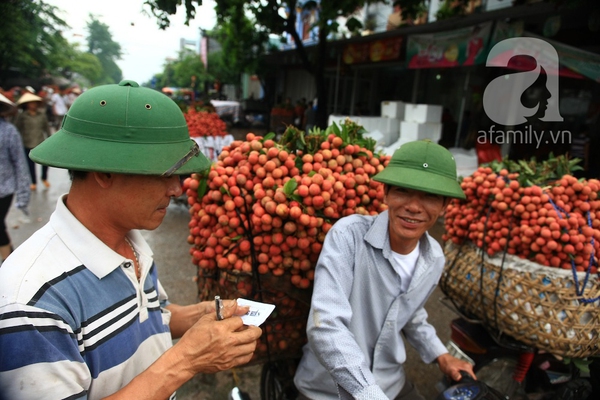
[169,176,183,197]
[404,194,424,213]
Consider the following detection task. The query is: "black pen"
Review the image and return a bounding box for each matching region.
[215,295,224,320]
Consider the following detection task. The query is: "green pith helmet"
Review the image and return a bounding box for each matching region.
[30,80,210,176]
[373,140,466,199]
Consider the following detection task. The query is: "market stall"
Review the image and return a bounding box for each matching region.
[184,107,233,162]
[210,100,242,124]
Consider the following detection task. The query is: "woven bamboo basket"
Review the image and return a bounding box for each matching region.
[198,268,312,365]
[441,241,600,358]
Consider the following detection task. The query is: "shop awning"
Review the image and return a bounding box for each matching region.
[406,20,600,81]
[406,21,494,68]
[486,34,585,79]
[525,32,600,82]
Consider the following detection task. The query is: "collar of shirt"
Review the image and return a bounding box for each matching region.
[364,210,391,251]
[50,194,154,279]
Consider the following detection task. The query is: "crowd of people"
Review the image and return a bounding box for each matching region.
[0,84,82,264]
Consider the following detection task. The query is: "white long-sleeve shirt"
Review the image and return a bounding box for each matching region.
[294,211,448,399]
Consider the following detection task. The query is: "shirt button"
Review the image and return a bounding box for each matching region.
[124,262,132,268]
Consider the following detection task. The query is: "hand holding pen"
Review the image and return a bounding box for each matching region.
[215,295,224,320]
[213,296,250,322]
[173,298,262,374]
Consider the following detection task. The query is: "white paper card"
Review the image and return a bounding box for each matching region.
[237,298,276,326]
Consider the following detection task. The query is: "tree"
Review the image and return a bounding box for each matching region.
[0,1,123,88]
[0,0,69,85]
[152,50,208,90]
[37,34,103,86]
[143,0,425,128]
[173,50,209,89]
[211,5,271,97]
[86,15,123,84]
[69,52,103,84]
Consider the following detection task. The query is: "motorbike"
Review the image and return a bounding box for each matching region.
[230,297,599,400]
[439,297,598,400]
[436,371,506,400]
[229,359,300,400]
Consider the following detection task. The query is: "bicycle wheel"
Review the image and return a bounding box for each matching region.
[260,360,299,400]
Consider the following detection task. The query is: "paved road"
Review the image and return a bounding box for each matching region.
[4,163,455,399]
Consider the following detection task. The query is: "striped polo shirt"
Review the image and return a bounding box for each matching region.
[0,196,174,400]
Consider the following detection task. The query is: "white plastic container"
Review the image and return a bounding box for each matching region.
[404,104,443,123]
[381,101,405,119]
[449,147,478,178]
[399,121,442,142]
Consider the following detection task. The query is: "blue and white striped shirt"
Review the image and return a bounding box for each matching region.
[0,196,173,400]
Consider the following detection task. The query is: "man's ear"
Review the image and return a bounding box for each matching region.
[382,184,390,204]
[92,172,113,189]
[439,197,451,217]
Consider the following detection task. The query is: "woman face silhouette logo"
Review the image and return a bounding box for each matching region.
[483,37,563,126]
[521,66,552,122]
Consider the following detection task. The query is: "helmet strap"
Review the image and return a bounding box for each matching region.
[161,142,201,177]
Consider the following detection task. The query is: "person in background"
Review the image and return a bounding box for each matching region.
[41,85,56,123]
[294,140,475,400]
[15,92,51,190]
[64,86,82,109]
[570,124,591,178]
[0,80,262,399]
[0,93,30,263]
[0,87,20,124]
[387,1,413,30]
[304,99,317,133]
[438,108,458,149]
[50,85,68,131]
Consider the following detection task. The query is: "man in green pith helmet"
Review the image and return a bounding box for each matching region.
[0,80,262,399]
[294,140,475,400]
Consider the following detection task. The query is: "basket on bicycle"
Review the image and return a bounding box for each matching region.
[441,241,600,358]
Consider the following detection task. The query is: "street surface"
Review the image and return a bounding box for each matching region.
[4,162,455,400]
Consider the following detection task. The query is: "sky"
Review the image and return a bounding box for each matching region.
[45,0,218,85]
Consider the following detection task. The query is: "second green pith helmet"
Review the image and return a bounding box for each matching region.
[373,140,466,199]
[30,80,210,176]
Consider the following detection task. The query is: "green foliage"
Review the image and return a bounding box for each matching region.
[69,52,103,84]
[86,15,123,84]
[100,58,124,85]
[155,50,209,89]
[211,3,270,84]
[486,154,584,187]
[326,119,377,153]
[206,50,236,85]
[173,50,209,88]
[143,0,203,29]
[435,0,471,20]
[278,117,376,156]
[0,0,68,83]
[563,357,594,374]
[0,1,123,87]
[345,17,364,34]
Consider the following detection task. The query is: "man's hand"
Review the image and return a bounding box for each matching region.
[102,300,261,399]
[167,299,251,338]
[174,299,262,375]
[436,353,476,382]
